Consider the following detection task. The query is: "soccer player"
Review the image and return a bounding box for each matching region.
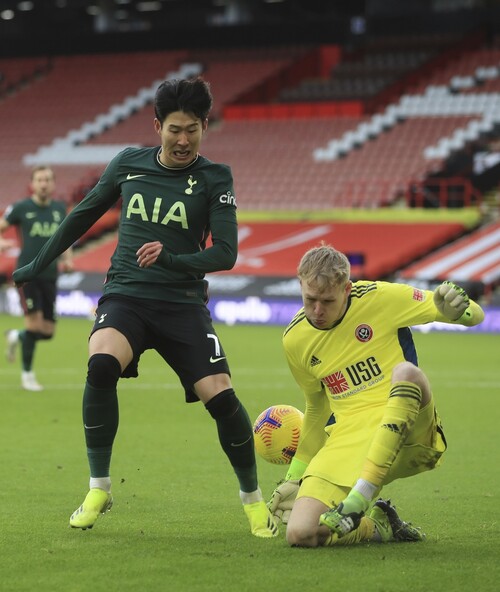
[269,244,484,547]
[12,77,278,538]
[0,166,73,391]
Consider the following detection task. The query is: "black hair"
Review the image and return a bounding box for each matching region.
[154,77,213,124]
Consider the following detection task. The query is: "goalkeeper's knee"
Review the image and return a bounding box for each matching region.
[391,362,431,406]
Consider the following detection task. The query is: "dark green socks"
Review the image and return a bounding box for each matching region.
[205,389,258,493]
[19,330,51,371]
[84,354,122,478]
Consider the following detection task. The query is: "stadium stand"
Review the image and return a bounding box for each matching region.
[411,46,500,93]
[2,38,496,212]
[0,36,498,295]
[279,48,433,102]
[0,56,49,96]
[0,50,189,206]
[85,46,303,145]
[399,220,500,286]
[199,115,478,209]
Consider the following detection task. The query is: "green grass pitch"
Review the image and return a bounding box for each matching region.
[0,314,498,592]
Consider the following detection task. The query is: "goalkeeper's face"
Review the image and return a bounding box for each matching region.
[301,279,352,329]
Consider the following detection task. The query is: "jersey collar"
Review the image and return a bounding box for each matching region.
[156,148,199,171]
[307,295,353,331]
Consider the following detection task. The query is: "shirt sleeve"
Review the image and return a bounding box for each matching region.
[3,204,17,225]
[157,164,238,273]
[376,282,439,327]
[379,281,484,328]
[294,387,331,466]
[156,208,237,273]
[283,335,331,464]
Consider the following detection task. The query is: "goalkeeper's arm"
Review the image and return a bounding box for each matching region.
[433,280,484,326]
[268,389,331,523]
[286,388,331,479]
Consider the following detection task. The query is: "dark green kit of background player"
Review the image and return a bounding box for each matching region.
[5,198,67,281]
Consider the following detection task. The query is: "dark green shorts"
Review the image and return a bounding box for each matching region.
[91,293,230,402]
[19,279,57,321]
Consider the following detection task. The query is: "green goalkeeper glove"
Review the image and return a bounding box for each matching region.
[433,280,470,321]
[267,479,300,525]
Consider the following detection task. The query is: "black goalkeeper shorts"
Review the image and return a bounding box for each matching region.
[90,293,230,402]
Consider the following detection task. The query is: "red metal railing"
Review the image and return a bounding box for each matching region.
[406,177,482,208]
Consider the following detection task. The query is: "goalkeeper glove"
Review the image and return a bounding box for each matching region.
[267,479,300,525]
[433,280,470,321]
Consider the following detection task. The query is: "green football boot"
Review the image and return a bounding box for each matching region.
[319,502,364,537]
[368,499,425,542]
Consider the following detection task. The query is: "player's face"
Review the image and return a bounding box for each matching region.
[155,111,207,168]
[30,169,55,203]
[301,278,352,329]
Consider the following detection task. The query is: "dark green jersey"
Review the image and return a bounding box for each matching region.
[5,197,67,280]
[13,147,238,304]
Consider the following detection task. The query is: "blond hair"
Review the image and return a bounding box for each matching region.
[297,244,350,292]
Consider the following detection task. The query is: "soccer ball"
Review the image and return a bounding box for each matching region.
[253,405,304,465]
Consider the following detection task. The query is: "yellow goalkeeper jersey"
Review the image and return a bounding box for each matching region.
[283,281,442,413]
[283,281,445,471]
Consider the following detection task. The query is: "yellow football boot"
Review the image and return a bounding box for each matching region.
[69,488,113,530]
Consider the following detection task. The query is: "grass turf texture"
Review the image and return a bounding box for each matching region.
[0,314,498,592]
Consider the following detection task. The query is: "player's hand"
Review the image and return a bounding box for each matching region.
[136,241,163,268]
[433,280,470,320]
[268,479,300,525]
[12,265,31,288]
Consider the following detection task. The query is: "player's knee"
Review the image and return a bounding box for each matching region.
[38,332,54,341]
[392,361,426,385]
[205,388,238,419]
[285,524,302,546]
[286,523,320,548]
[392,362,431,405]
[87,353,122,388]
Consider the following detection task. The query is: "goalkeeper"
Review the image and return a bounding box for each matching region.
[269,244,484,547]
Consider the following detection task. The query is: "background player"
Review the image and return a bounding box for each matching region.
[0,166,73,391]
[269,244,484,547]
[12,77,278,539]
